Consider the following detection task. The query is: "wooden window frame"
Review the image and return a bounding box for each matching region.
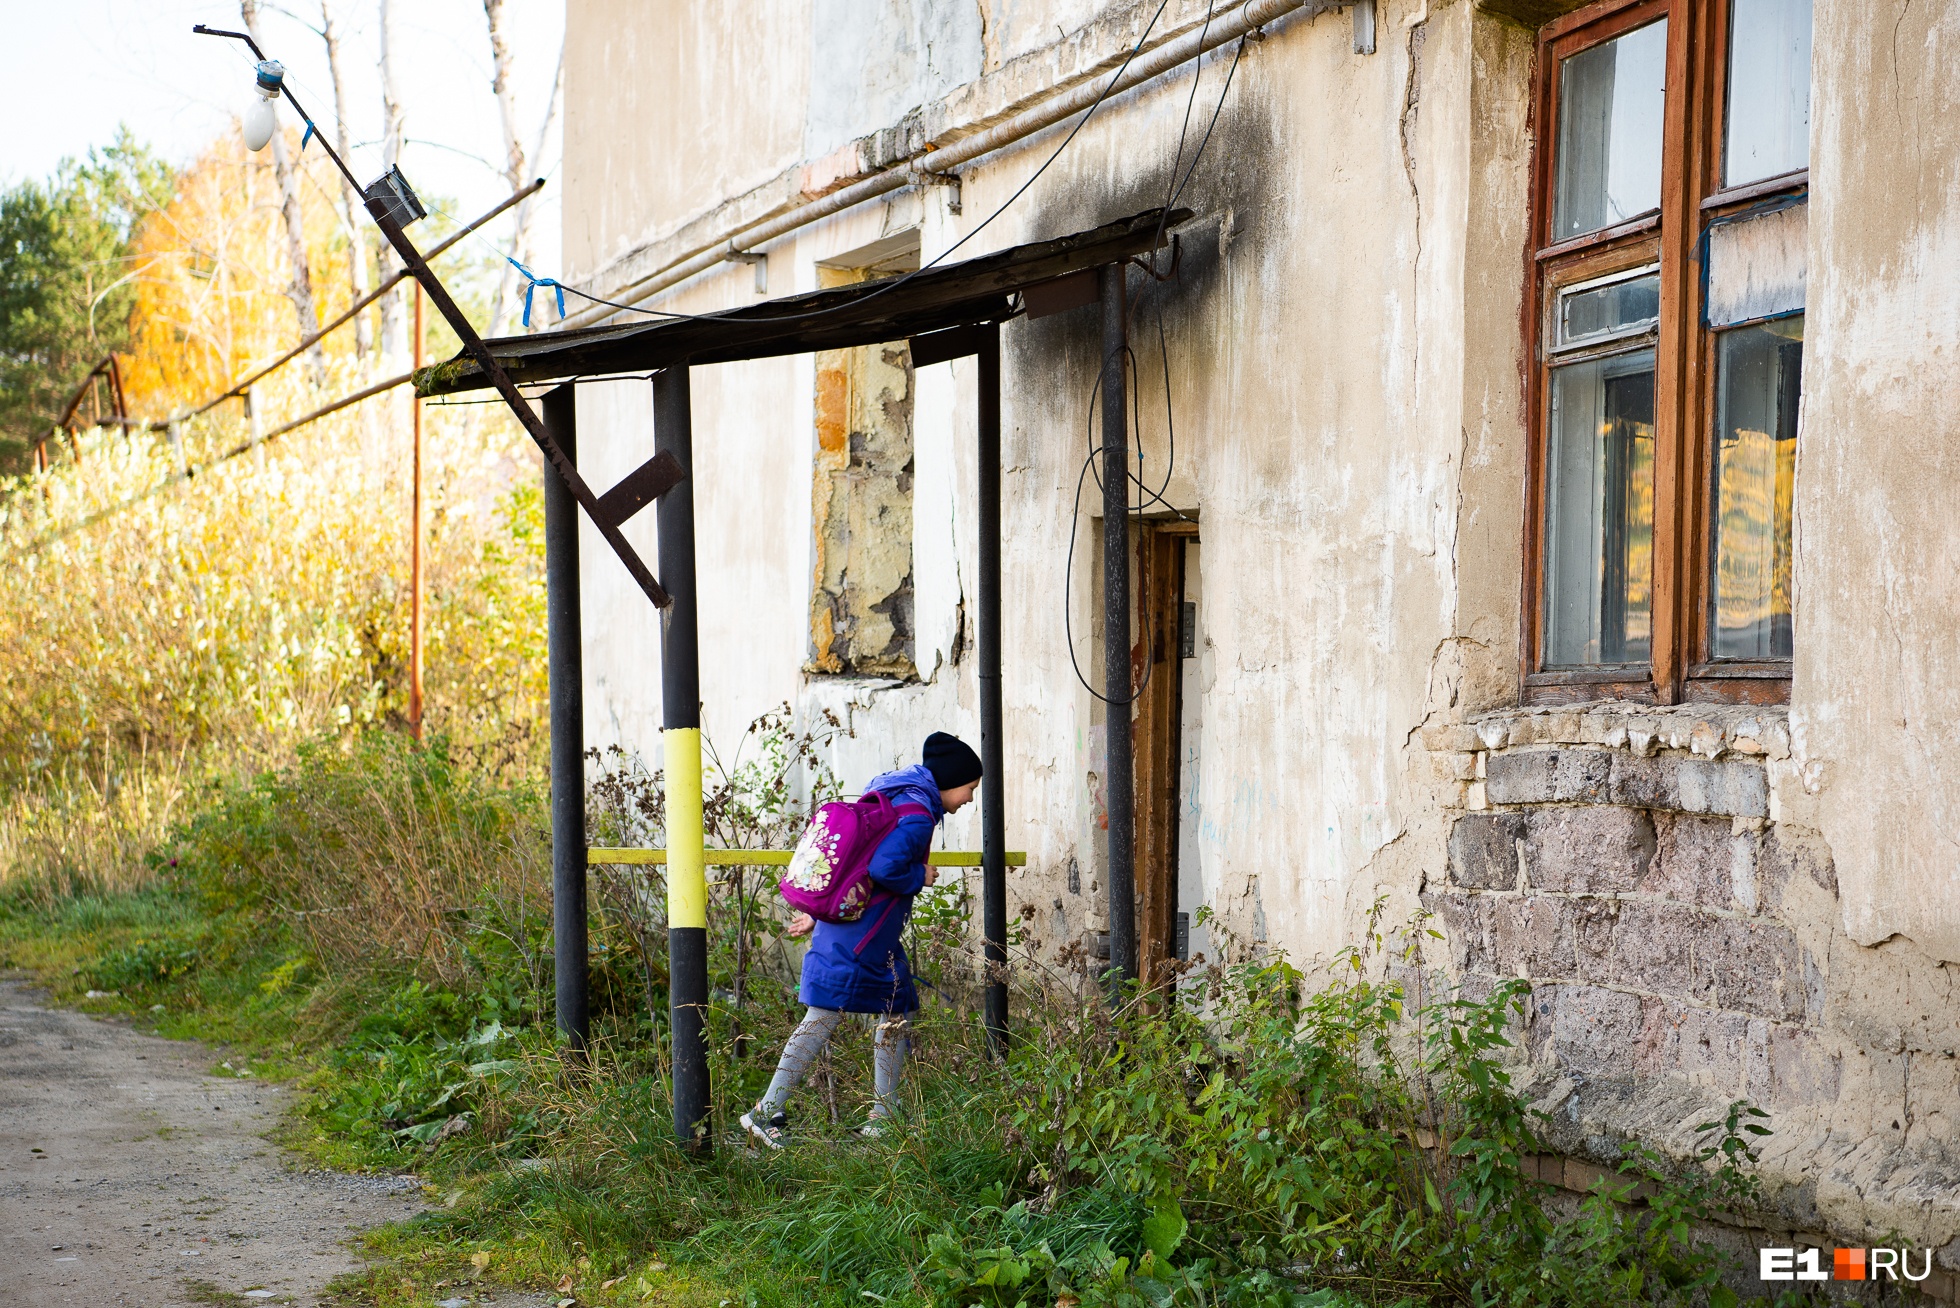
[1521,0,1807,707]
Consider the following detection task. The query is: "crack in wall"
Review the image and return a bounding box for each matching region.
[1400,7,1431,263]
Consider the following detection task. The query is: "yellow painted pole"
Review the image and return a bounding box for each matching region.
[656,365,710,1151]
[664,727,707,930]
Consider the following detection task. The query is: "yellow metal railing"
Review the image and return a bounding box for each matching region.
[587,848,1026,867]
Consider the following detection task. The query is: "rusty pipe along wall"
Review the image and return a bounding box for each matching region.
[560,0,1337,326]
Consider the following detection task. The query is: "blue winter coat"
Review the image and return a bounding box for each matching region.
[798,765,942,1014]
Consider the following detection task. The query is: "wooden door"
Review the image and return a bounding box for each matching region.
[1133,521,1196,993]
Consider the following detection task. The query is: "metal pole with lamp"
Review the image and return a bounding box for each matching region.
[410,284,425,742]
[195,28,698,1103]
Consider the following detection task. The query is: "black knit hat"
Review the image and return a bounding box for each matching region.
[922,732,983,790]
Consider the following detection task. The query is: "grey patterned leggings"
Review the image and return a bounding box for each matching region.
[753,1007,911,1121]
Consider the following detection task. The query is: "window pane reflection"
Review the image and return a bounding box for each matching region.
[1726,0,1811,187]
[1554,20,1667,241]
[1544,351,1656,667]
[1559,270,1661,348]
[1712,317,1802,659]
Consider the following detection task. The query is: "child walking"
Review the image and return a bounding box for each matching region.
[741,731,983,1148]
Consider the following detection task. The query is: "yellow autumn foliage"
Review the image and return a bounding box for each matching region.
[0,131,544,890]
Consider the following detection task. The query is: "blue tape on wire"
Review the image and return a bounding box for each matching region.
[300,121,315,151]
[509,258,566,327]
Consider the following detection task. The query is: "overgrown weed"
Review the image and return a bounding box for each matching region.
[1,714,1791,1308]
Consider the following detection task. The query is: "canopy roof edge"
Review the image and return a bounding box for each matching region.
[417,207,1192,396]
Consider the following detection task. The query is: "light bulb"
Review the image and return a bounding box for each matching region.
[243,61,285,152]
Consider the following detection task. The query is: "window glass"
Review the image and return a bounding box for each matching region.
[1725,0,1811,188]
[1711,316,1801,659]
[1554,20,1668,241]
[1559,268,1661,348]
[1543,351,1656,666]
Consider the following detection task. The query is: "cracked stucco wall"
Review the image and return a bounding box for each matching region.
[1785,0,1960,965]
[564,0,1960,1260]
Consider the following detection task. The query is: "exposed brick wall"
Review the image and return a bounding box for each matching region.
[1418,704,1960,1276]
[1431,805,1828,1085]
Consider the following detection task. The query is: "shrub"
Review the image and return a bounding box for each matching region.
[371,909,1769,1308]
[12,709,1779,1307]
[158,729,550,989]
[83,934,202,991]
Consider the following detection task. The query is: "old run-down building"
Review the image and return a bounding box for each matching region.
[535,0,1956,1276]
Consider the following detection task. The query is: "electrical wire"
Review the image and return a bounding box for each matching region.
[1061,444,1131,707]
[1141,1,1222,280]
[1062,322,1170,707]
[1168,35,1247,216]
[215,5,1187,348]
[502,0,1182,329]
[1084,334,1184,520]
[1058,14,1246,705]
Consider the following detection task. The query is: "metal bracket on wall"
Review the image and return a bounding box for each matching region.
[1352,0,1378,54]
[908,168,963,215]
[722,247,768,294]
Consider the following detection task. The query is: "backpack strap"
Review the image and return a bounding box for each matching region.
[858,801,936,914]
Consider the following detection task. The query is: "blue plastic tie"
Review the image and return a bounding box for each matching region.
[300,120,315,152]
[508,258,566,327]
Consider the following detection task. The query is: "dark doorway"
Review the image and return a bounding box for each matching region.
[1134,521,1198,991]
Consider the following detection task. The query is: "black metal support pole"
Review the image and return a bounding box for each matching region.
[977,323,1008,1055]
[655,366,711,1153]
[1100,264,1136,986]
[543,385,588,1051]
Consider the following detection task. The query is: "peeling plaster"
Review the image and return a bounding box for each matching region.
[562,0,1960,1257]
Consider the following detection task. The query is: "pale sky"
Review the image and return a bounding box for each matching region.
[2,0,565,270]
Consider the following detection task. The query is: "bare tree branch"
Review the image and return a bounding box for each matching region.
[241,0,327,387]
[375,0,407,368]
[319,0,373,366]
[483,0,524,336]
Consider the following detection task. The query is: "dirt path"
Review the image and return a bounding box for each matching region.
[0,976,423,1307]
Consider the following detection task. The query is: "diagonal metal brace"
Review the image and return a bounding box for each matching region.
[594,451,685,530]
[196,21,678,610]
[366,202,675,609]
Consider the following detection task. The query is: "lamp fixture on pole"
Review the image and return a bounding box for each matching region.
[193,23,680,614]
[242,61,284,152]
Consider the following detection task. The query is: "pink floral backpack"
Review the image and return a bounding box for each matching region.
[780,791,930,923]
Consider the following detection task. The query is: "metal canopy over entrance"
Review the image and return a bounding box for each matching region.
[417,209,1187,392]
[429,207,1188,1150]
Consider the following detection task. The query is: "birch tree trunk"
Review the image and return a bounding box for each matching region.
[376,0,407,369]
[483,0,562,336]
[319,0,372,367]
[241,0,327,387]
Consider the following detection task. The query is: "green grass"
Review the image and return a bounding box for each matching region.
[0,733,1804,1308]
